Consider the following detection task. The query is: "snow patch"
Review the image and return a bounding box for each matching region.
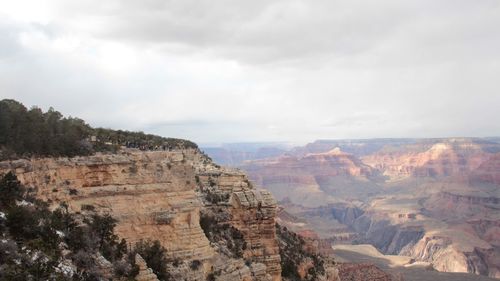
[16,200,34,207]
[56,260,76,277]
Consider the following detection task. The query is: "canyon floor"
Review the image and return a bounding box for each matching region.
[333,244,497,281]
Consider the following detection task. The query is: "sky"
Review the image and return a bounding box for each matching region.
[1,0,500,144]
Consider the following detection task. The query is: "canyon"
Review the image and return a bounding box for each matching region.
[2,128,498,280]
[1,147,397,281]
[230,138,500,279]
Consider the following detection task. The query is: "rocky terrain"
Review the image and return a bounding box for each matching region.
[333,244,497,281]
[0,100,404,281]
[243,148,381,207]
[235,138,500,279]
[0,149,285,280]
[0,147,394,281]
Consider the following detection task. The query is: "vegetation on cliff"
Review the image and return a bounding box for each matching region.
[0,99,197,160]
[276,224,332,281]
[200,209,247,259]
[0,172,173,281]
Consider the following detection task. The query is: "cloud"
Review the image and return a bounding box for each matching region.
[0,0,499,143]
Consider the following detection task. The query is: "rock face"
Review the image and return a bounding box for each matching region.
[135,254,160,281]
[242,148,380,207]
[247,148,376,181]
[0,149,282,281]
[1,150,213,261]
[231,189,282,277]
[361,141,488,180]
[196,168,282,280]
[335,263,399,281]
[472,153,500,185]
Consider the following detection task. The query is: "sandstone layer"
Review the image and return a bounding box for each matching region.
[242,148,380,207]
[0,149,282,281]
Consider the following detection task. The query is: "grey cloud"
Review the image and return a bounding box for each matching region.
[49,0,500,66]
[0,1,499,143]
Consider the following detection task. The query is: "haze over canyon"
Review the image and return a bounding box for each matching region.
[204,138,500,279]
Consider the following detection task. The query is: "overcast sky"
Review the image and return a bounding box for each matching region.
[1,0,499,144]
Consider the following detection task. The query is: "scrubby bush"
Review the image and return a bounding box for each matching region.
[200,212,246,258]
[190,259,201,270]
[0,171,24,209]
[204,191,230,205]
[276,224,328,281]
[132,239,171,281]
[0,172,138,280]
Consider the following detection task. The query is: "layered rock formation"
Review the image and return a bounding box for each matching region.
[242,148,380,206]
[196,168,282,280]
[0,149,282,280]
[472,153,500,185]
[335,263,400,281]
[361,140,488,180]
[246,148,376,181]
[235,138,500,279]
[135,254,160,281]
[0,150,213,262]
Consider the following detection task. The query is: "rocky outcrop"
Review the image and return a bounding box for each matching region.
[0,150,213,262]
[437,192,499,205]
[0,149,282,280]
[276,224,338,281]
[135,254,160,281]
[335,263,401,281]
[409,235,472,273]
[231,189,282,278]
[196,168,282,280]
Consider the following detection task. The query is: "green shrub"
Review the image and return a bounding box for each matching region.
[0,173,137,280]
[132,240,171,281]
[190,259,201,270]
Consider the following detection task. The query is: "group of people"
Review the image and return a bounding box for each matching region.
[124,141,174,151]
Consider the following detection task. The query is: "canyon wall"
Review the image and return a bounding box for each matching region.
[237,138,500,279]
[0,149,282,281]
[242,148,381,207]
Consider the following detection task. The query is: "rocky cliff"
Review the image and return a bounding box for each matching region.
[361,140,489,180]
[242,148,380,206]
[0,149,282,281]
[472,153,500,185]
